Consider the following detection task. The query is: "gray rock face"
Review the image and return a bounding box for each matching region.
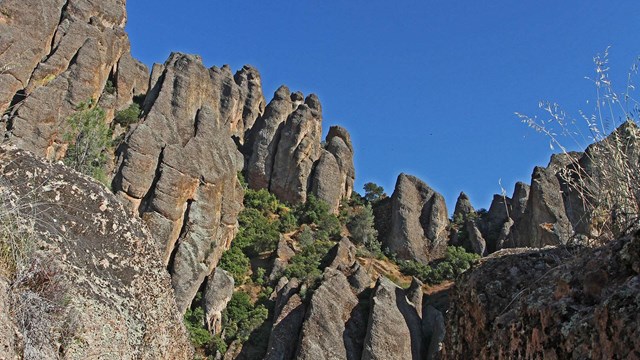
[481,194,511,253]
[265,293,306,360]
[311,126,355,213]
[203,268,234,335]
[246,88,354,209]
[113,53,244,313]
[362,277,423,360]
[2,0,149,159]
[511,158,574,248]
[0,147,192,359]
[270,236,296,281]
[453,192,474,219]
[423,306,445,360]
[511,182,530,222]
[463,220,487,256]
[269,94,323,205]
[386,173,449,263]
[295,268,363,360]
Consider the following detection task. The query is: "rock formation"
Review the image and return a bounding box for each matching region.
[311,126,355,213]
[113,53,245,313]
[0,146,192,359]
[442,231,640,359]
[203,268,234,334]
[362,277,423,360]
[246,87,354,210]
[1,0,148,159]
[385,173,449,263]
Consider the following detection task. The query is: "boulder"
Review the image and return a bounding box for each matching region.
[362,277,423,360]
[386,173,449,263]
[113,53,244,313]
[463,219,487,256]
[0,147,192,358]
[203,268,234,335]
[270,236,296,281]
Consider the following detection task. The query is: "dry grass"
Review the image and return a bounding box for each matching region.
[516,48,640,243]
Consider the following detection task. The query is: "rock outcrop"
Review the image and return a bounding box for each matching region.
[385,173,449,263]
[442,231,640,359]
[1,0,148,159]
[246,87,354,210]
[113,53,245,313]
[311,126,355,213]
[362,277,423,360]
[0,147,192,359]
[203,268,234,334]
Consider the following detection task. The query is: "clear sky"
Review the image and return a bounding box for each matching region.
[126,1,640,211]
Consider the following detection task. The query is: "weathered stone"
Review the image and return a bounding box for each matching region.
[269,94,323,204]
[311,126,355,213]
[386,173,449,263]
[511,156,575,248]
[0,147,192,359]
[270,236,296,281]
[265,293,306,360]
[246,86,295,191]
[406,277,424,317]
[463,219,487,256]
[452,192,474,220]
[0,276,18,359]
[423,305,445,360]
[113,53,244,313]
[482,194,511,253]
[442,232,640,359]
[6,0,138,159]
[362,277,423,360]
[325,237,358,271]
[348,263,373,295]
[511,182,530,222]
[203,268,234,335]
[295,268,363,360]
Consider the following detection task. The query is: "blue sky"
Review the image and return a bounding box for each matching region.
[126,1,640,211]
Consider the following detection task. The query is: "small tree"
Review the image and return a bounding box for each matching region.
[347,204,380,252]
[63,101,112,184]
[363,182,386,203]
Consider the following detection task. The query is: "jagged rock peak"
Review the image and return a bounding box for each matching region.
[453,192,474,219]
[385,173,450,262]
[113,51,245,314]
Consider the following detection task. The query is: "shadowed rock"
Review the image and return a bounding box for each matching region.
[386,173,449,263]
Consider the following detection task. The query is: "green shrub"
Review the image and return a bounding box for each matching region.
[278,210,297,233]
[114,102,141,127]
[207,335,227,356]
[218,246,250,284]
[104,80,116,95]
[347,204,380,252]
[295,195,331,225]
[235,208,281,254]
[398,246,480,285]
[244,188,281,215]
[316,213,341,241]
[183,307,212,347]
[62,100,112,184]
[363,182,386,203]
[222,291,269,343]
[284,240,334,286]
